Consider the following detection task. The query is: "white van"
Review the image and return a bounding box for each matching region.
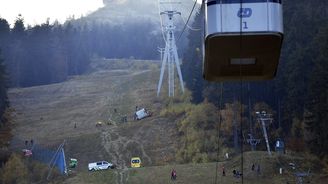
[135,108,152,120]
[88,161,114,171]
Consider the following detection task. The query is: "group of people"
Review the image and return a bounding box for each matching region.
[232,169,243,178]
[170,163,260,181]
[252,163,261,175]
[221,166,242,178]
[221,163,261,178]
[24,139,34,147]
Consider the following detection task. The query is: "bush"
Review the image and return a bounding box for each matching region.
[2,153,29,184]
[175,102,220,163]
[29,161,48,182]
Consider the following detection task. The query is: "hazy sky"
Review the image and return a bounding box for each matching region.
[0,0,104,26]
[0,0,202,27]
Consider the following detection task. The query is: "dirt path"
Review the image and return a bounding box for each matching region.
[101,116,153,184]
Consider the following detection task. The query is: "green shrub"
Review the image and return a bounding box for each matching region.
[2,153,29,184]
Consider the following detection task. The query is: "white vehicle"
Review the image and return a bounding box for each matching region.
[88,161,114,171]
[135,108,152,120]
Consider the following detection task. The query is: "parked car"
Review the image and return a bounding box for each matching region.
[22,149,32,157]
[88,161,115,171]
[131,157,141,168]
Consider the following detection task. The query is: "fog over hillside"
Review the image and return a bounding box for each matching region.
[84,0,199,26]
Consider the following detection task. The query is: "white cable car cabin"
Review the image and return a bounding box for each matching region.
[203,0,283,81]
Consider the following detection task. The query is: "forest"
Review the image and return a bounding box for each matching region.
[0,16,162,87]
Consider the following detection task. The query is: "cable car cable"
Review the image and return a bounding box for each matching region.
[177,1,201,31]
[238,1,244,183]
[177,0,198,42]
[179,13,201,31]
[214,82,224,184]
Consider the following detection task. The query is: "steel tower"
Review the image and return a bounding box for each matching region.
[157,10,185,97]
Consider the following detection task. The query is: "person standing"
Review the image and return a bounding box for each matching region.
[222,166,226,176]
[171,169,177,180]
[257,164,261,175]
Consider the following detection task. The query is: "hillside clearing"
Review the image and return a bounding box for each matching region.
[9,59,178,183]
[8,59,327,184]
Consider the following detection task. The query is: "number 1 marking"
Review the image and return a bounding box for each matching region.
[243,22,248,29]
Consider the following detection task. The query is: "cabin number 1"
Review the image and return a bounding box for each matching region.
[243,22,248,29]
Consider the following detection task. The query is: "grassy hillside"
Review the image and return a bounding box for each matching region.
[64,151,326,184]
[8,59,327,183]
[8,59,180,182]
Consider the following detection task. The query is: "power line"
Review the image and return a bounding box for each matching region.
[179,12,201,31]
[177,0,198,42]
[214,83,224,184]
[177,0,201,31]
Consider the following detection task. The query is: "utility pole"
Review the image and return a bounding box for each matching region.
[157,10,185,97]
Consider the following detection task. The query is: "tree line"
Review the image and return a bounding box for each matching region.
[0,16,162,87]
[181,0,328,158]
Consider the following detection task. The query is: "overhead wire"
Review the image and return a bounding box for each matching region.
[201,1,224,183]
[214,82,224,184]
[239,0,245,183]
[178,1,201,31]
[177,0,198,42]
[179,13,201,31]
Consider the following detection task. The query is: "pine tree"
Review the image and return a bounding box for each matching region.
[7,15,26,87]
[0,50,8,121]
[304,26,328,156]
[0,18,10,48]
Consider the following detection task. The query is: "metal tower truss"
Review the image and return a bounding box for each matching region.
[157,10,185,97]
[247,133,261,151]
[256,111,273,156]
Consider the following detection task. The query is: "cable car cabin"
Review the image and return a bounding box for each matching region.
[203,0,283,81]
